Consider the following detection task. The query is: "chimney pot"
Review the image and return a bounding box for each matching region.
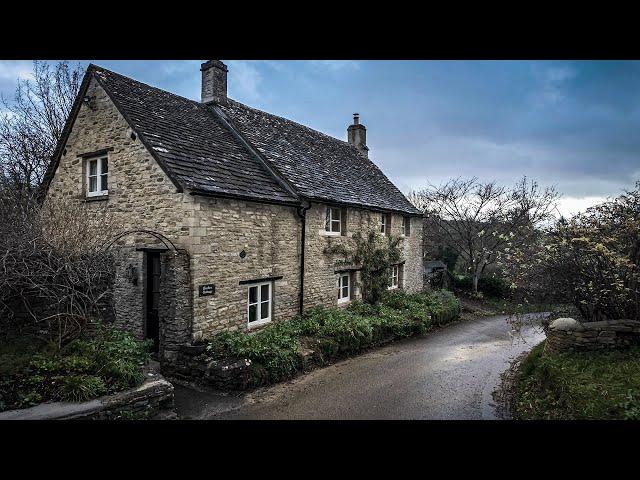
[347,113,368,157]
[201,60,228,104]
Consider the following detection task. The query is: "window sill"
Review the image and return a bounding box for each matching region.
[84,195,109,202]
[248,318,271,330]
[321,231,342,237]
[337,297,351,305]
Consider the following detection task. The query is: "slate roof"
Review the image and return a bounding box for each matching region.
[217,100,421,215]
[91,67,297,204]
[46,64,421,215]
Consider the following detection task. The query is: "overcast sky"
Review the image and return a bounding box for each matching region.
[2,60,638,217]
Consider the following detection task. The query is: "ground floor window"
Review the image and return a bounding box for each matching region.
[248,281,272,327]
[389,264,400,289]
[337,272,351,304]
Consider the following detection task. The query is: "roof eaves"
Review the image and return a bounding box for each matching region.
[189,188,301,207]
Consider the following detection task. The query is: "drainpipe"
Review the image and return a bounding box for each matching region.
[297,201,311,316]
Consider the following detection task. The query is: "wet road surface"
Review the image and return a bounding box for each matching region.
[173,313,546,420]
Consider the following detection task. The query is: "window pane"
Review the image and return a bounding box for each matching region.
[101,173,108,191]
[331,208,340,221]
[261,284,270,301]
[331,220,341,232]
[249,286,258,304]
[260,300,270,319]
[342,286,349,298]
[89,160,97,176]
[342,275,349,288]
[101,158,108,174]
[89,176,97,192]
[248,304,257,323]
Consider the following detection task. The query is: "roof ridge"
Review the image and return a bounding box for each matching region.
[90,63,203,106]
[225,98,364,155]
[90,65,365,157]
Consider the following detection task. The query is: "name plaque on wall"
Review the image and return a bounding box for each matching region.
[198,284,215,296]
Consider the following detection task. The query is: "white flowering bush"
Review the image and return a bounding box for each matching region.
[503,182,640,322]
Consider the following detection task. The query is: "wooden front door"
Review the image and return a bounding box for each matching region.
[146,252,161,353]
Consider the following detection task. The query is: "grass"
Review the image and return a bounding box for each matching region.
[514,340,640,419]
[0,326,151,412]
[205,290,461,388]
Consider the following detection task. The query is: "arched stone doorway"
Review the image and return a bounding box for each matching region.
[105,230,192,365]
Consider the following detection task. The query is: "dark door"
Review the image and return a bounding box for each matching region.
[146,252,161,354]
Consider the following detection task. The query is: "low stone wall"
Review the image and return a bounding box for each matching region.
[0,375,175,420]
[162,345,257,390]
[545,317,640,353]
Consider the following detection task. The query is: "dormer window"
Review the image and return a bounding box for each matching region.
[86,156,108,197]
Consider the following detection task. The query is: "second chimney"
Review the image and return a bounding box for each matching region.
[347,113,369,157]
[201,60,228,104]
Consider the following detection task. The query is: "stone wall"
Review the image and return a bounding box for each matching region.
[46,76,424,345]
[304,204,423,311]
[112,247,145,339]
[159,250,193,364]
[0,376,175,420]
[545,317,640,353]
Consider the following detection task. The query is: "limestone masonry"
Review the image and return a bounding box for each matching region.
[44,61,424,364]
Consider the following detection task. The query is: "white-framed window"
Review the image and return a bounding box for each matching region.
[380,213,386,234]
[401,216,411,236]
[247,281,272,327]
[389,264,399,289]
[86,156,109,197]
[337,273,350,304]
[326,207,342,234]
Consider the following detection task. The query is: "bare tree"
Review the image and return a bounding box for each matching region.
[409,177,559,294]
[0,176,121,345]
[0,61,84,192]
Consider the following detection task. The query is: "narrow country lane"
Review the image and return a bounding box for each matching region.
[173,313,547,420]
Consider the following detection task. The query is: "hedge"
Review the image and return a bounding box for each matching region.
[452,274,511,298]
[206,290,460,387]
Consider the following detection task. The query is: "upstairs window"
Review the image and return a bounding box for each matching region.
[248,281,272,327]
[381,213,391,235]
[401,217,411,236]
[337,273,351,304]
[86,156,109,197]
[326,207,347,235]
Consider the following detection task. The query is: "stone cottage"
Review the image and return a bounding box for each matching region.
[42,60,423,363]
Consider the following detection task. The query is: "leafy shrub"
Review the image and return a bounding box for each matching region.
[206,325,303,384]
[452,274,473,291]
[0,326,150,411]
[205,290,461,388]
[515,342,640,419]
[452,274,510,298]
[478,276,511,298]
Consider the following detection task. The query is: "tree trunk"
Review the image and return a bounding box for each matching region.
[472,274,479,294]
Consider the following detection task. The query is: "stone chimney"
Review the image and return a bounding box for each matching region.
[347,113,369,157]
[201,60,228,104]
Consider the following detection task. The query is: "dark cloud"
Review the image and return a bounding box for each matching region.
[1,60,637,214]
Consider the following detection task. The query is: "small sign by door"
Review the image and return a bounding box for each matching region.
[199,284,215,296]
